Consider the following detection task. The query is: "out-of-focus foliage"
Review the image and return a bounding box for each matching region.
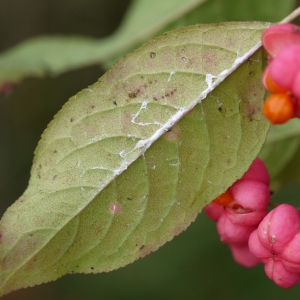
[1,0,300,299]
[0,0,296,86]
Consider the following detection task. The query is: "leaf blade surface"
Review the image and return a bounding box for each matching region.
[0,22,270,295]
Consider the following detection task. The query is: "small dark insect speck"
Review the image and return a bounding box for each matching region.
[128,92,137,98]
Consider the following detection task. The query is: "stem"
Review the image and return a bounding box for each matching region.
[280,6,300,23]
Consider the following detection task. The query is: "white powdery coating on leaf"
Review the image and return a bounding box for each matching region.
[131,41,263,153]
[168,71,176,82]
[131,101,148,124]
[205,74,217,89]
[131,100,163,127]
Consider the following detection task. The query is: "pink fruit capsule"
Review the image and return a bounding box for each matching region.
[262,65,288,94]
[217,212,256,244]
[268,45,300,96]
[239,157,270,185]
[204,201,224,222]
[262,23,300,58]
[229,243,260,268]
[230,180,270,211]
[257,204,300,253]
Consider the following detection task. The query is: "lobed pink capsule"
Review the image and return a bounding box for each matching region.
[268,45,300,99]
[262,23,300,59]
[204,157,271,269]
[249,204,300,288]
[229,244,260,268]
[230,180,270,211]
[217,211,257,244]
[239,158,270,185]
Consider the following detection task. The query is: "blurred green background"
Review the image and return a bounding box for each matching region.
[1,0,300,299]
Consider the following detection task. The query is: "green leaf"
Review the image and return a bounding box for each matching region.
[259,119,300,186]
[0,0,208,86]
[0,22,270,296]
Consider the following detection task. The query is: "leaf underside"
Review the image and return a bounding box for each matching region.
[0,22,270,295]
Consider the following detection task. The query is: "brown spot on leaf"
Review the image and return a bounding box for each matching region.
[128,92,137,99]
[150,52,156,59]
[243,101,260,121]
